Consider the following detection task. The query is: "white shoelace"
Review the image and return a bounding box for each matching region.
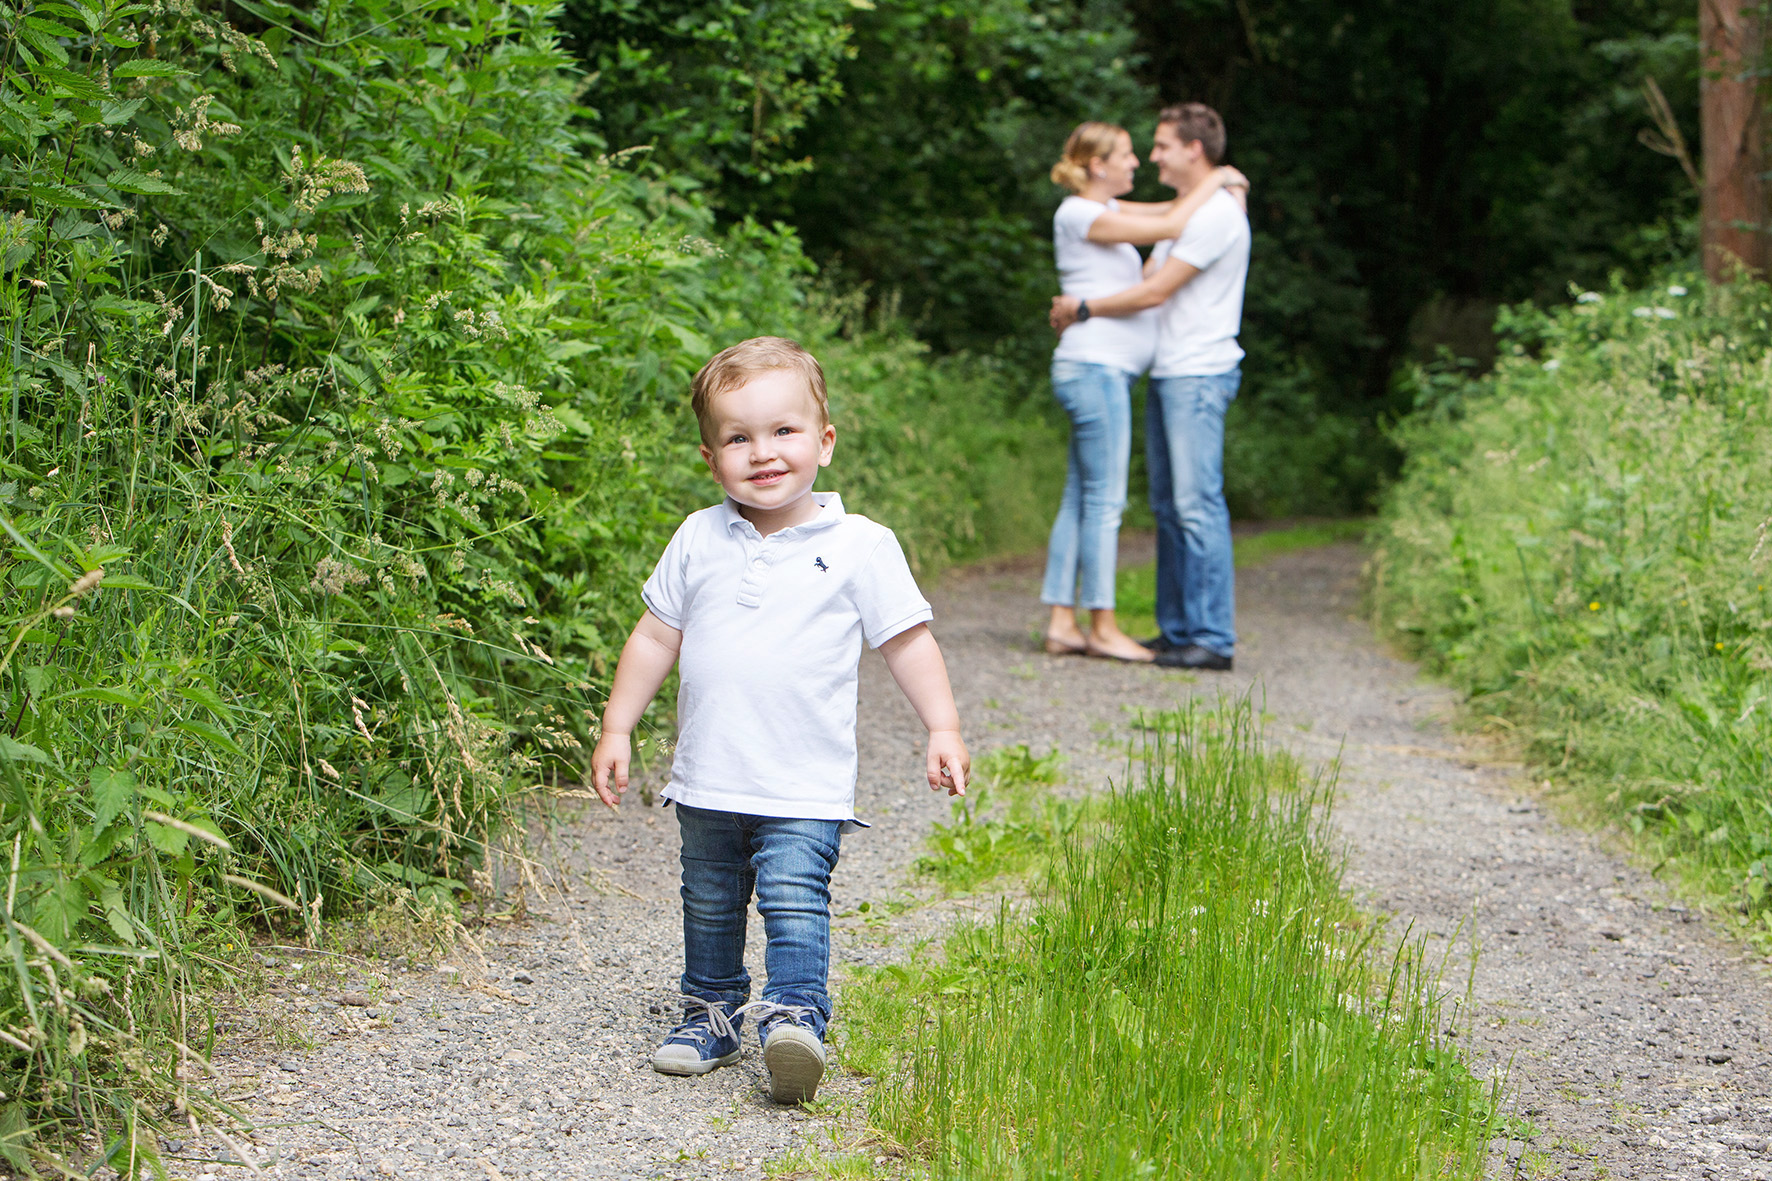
[667,996,816,1044]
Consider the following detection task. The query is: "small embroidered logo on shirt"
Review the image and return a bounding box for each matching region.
[814,557,830,573]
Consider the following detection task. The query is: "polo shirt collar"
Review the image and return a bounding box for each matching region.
[720,492,847,538]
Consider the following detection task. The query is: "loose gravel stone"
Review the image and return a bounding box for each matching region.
[208,537,1772,1180]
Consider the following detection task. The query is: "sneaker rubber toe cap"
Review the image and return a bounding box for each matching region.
[651,1042,741,1076]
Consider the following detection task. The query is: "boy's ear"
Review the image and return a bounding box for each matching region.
[818,422,836,467]
[698,443,716,473]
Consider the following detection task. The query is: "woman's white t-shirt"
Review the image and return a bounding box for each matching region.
[1051,196,1158,374]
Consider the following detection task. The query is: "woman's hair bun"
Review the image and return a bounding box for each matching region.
[1052,121,1127,194]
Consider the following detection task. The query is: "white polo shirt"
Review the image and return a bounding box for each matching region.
[641,492,932,822]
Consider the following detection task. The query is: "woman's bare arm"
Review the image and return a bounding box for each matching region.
[1085,167,1248,246]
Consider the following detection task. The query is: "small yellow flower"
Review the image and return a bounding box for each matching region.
[1588,601,1600,611]
[1715,642,1725,651]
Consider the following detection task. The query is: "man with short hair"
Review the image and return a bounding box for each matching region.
[1050,101,1250,671]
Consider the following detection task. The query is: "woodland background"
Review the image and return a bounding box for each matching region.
[0,0,1738,1168]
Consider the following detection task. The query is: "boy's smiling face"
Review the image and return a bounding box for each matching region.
[699,368,836,532]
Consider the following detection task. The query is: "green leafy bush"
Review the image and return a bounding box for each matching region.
[0,0,1063,1164]
[1371,277,1772,927]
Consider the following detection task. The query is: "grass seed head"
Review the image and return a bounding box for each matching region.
[67,568,104,597]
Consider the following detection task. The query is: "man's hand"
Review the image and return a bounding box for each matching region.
[1218,165,1250,191]
[1050,294,1081,333]
[590,730,631,808]
[927,729,971,797]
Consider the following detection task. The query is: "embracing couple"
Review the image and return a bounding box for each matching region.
[1040,102,1249,672]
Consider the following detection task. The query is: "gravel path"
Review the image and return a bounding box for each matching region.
[178,539,1772,1180]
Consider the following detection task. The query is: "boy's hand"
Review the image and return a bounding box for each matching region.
[591,731,631,808]
[927,729,971,797]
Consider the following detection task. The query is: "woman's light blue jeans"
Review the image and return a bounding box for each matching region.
[1146,368,1240,656]
[675,803,841,1038]
[1040,359,1137,611]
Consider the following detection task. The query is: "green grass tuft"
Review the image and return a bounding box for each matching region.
[845,701,1497,1178]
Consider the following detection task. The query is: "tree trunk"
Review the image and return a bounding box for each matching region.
[1701,0,1767,281]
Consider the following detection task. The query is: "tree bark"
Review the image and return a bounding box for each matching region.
[1701,0,1767,280]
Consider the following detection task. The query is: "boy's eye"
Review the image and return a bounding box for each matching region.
[727,434,746,445]
[776,426,794,436]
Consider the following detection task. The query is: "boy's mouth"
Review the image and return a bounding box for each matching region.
[749,469,787,485]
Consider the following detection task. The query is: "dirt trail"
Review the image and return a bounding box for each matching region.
[184,540,1772,1180]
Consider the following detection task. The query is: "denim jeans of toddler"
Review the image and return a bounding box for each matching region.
[1040,359,1137,611]
[675,803,841,1038]
[1146,368,1240,656]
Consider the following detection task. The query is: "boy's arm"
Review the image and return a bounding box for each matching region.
[590,609,684,807]
[877,623,971,796]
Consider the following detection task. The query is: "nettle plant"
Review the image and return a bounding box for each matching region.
[0,0,768,1161]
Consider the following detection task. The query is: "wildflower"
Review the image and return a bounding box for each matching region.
[1632,307,1652,318]
[1542,359,1561,372]
[1577,291,1603,304]
[1588,602,1600,611]
[68,568,104,597]
[1655,307,1678,319]
[309,555,369,596]
[1716,642,1726,651]
[1668,285,1688,297]
[51,606,75,620]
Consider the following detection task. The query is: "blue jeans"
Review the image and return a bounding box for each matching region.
[675,804,841,1038]
[1041,359,1137,611]
[1146,369,1240,655]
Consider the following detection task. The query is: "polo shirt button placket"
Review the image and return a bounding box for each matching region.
[738,541,767,607]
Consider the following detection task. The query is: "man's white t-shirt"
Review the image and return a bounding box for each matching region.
[641,492,932,823]
[1052,196,1158,374]
[1150,188,1251,378]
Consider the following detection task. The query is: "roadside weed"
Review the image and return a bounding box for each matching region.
[1372,278,1772,929]
[851,701,1496,1177]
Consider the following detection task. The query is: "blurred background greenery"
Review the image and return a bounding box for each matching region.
[0,0,1731,1166]
[569,0,1700,515]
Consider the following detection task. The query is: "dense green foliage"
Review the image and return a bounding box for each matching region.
[845,703,1495,1176]
[1371,279,1772,929]
[573,0,1703,514]
[0,0,1062,1164]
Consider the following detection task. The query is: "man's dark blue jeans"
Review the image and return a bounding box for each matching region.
[1146,368,1241,657]
[675,803,842,1039]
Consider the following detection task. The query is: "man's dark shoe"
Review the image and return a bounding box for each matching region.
[1140,635,1180,654]
[1153,644,1233,671]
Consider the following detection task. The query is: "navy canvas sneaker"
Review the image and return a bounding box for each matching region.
[750,1002,826,1104]
[650,995,743,1076]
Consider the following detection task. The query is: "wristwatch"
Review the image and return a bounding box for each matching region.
[1076,300,1092,322]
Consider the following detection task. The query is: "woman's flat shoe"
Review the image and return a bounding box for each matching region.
[1085,642,1155,664]
[1043,636,1089,656]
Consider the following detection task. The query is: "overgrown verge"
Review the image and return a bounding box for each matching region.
[840,702,1496,1178]
[0,0,1061,1167]
[1370,277,1772,936]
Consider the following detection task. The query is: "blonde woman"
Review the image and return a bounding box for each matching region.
[1041,121,1245,661]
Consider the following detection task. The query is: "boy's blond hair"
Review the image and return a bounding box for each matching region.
[691,336,830,445]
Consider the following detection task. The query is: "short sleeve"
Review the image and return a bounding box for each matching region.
[1173,197,1240,271]
[640,518,694,630]
[1053,197,1106,246]
[854,530,933,648]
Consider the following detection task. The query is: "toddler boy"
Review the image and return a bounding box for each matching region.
[590,336,970,1104]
